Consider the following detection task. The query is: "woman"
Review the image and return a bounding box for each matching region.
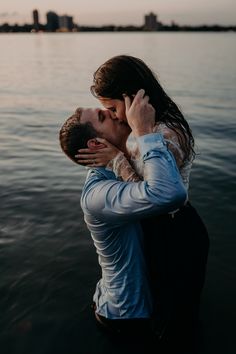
[77,55,209,353]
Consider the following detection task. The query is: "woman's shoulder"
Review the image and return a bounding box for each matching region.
[153,122,181,141]
[153,122,188,167]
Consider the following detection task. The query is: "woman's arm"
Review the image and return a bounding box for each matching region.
[106,150,141,182]
[75,139,141,182]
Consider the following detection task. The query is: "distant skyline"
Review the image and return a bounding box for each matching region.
[0,0,235,26]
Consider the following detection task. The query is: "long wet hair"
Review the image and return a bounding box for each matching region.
[91,55,195,162]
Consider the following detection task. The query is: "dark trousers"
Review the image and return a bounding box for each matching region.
[92,304,156,353]
[141,202,209,353]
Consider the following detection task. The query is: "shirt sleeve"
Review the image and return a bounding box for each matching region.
[81,133,187,225]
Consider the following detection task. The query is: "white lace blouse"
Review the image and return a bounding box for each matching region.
[106,122,193,191]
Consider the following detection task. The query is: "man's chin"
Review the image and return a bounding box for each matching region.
[118,120,129,127]
[119,121,132,135]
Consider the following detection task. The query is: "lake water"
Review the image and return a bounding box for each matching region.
[0,32,236,354]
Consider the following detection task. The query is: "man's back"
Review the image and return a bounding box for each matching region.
[81,167,153,319]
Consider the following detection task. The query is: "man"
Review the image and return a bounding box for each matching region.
[59,90,187,346]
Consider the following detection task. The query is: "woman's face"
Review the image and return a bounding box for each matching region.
[98,97,127,123]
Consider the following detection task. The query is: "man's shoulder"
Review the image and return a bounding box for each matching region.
[80,168,118,225]
[85,167,116,183]
[81,167,116,198]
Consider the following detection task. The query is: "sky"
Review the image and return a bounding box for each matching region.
[0,0,235,26]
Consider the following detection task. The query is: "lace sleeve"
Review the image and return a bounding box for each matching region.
[165,140,184,168]
[106,152,141,182]
[153,124,185,168]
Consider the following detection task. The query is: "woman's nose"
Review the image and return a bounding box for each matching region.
[110,111,117,120]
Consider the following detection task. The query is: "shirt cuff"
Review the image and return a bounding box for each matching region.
[137,133,166,157]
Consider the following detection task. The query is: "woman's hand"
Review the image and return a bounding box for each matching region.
[124,89,155,137]
[75,138,121,167]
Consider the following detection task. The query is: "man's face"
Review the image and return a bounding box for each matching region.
[80,108,131,148]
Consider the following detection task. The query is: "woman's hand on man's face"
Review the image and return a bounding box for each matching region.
[75,138,120,167]
[123,89,155,137]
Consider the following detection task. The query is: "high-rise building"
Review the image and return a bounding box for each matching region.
[144,12,159,31]
[59,15,74,32]
[46,11,59,32]
[32,9,39,31]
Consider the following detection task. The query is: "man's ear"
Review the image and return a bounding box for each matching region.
[87,138,106,150]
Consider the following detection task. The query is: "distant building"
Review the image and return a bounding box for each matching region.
[46,11,59,32]
[32,9,39,31]
[59,15,74,32]
[144,12,159,31]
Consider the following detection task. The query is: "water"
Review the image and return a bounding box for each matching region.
[0,32,236,354]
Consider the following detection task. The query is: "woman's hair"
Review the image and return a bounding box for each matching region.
[91,55,195,161]
[59,108,97,165]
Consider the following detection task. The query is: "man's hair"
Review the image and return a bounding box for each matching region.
[59,107,97,165]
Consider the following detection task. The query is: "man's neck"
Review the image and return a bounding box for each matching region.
[118,136,130,159]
